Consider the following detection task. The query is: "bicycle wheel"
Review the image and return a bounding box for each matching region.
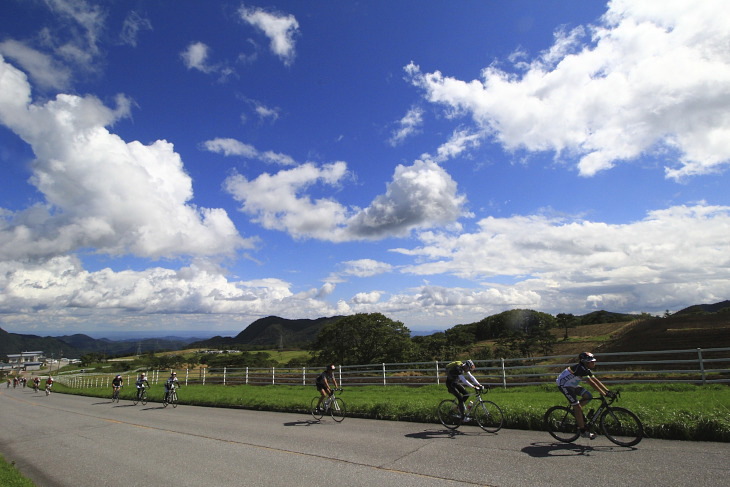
[600,407,643,446]
[473,400,503,433]
[544,405,579,443]
[141,390,148,406]
[437,399,463,430]
[162,393,168,407]
[330,397,346,422]
[310,397,324,420]
[171,392,178,408]
[132,392,139,405]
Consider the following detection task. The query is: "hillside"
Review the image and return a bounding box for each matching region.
[188,315,343,349]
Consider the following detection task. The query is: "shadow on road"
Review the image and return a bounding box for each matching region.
[283,420,320,427]
[91,401,114,405]
[405,429,465,440]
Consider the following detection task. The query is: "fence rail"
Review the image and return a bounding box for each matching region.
[57,347,730,389]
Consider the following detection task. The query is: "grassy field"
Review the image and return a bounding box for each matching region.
[0,454,35,487]
[55,381,730,442]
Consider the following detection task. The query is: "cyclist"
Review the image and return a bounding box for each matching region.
[314,364,339,413]
[112,374,124,397]
[164,372,180,401]
[556,351,614,439]
[135,372,150,400]
[33,376,41,392]
[445,359,483,419]
[45,376,54,393]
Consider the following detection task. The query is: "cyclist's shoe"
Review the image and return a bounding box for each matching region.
[314,407,321,413]
[580,429,596,439]
[463,416,472,423]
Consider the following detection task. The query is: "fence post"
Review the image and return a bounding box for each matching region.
[185,368,188,386]
[223,367,226,386]
[303,366,306,386]
[435,361,440,385]
[382,363,386,386]
[203,368,206,386]
[501,358,507,389]
[246,366,249,385]
[697,348,706,385]
[272,366,275,385]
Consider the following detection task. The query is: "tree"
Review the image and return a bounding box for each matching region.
[556,313,578,340]
[310,313,411,365]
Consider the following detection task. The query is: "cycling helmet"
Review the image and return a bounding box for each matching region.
[116,375,122,379]
[328,364,335,370]
[579,352,596,363]
[464,359,475,370]
[172,372,177,375]
[141,372,146,376]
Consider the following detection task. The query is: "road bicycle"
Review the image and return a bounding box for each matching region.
[311,388,346,422]
[544,390,643,446]
[162,385,178,408]
[112,386,121,403]
[132,387,148,406]
[45,384,52,396]
[437,386,504,433]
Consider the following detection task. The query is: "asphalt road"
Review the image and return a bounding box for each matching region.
[1,387,728,487]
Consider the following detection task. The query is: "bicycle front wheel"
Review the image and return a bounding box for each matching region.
[171,392,178,408]
[330,397,346,422]
[600,407,643,446]
[162,393,168,407]
[473,400,503,433]
[437,399,463,430]
[544,406,579,443]
[141,390,148,406]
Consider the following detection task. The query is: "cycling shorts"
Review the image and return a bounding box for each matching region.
[558,385,592,406]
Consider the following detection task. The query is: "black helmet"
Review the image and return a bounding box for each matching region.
[579,352,596,363]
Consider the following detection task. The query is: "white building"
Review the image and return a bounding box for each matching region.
[5,351,45,371]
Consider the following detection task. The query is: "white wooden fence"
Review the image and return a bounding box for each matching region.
[57,347,730,389]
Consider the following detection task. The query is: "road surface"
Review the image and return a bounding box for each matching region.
[1,387,728,486]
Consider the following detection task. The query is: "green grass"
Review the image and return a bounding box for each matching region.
[0,454,36,487]
[54,382,730,442]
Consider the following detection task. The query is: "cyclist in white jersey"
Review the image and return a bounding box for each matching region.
[556,352,614,439]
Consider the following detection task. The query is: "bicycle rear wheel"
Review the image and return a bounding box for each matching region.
[310,397,324,420]
[330,397,346,422]
[437,399,463,430]
[600,407,643,446]
[544,405,579,443]
[473,400,503,433]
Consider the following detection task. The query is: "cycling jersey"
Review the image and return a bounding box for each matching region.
[316,370,333,384]
[445,362,480,388]
[112,377,123,387]
[556,363,593,388]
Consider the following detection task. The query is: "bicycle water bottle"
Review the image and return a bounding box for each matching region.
[466,400,474,413]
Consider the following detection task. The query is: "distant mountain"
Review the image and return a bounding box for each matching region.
[188,315,343,349]
[0,327,82,359]
[577,310,639,324]
[0,328,200,360]
[674,300,730,315]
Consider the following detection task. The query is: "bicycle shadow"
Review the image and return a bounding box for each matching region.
[283,420,320,427]
[405,429,466,440]
[522,441,636,457]
[91,401,115,405]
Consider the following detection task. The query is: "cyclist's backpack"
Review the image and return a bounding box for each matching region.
[445,361,462,371]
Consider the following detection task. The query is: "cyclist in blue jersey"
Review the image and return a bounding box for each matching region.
[556,352,614,439]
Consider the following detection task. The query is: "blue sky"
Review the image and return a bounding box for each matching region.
[1,0,729,338]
